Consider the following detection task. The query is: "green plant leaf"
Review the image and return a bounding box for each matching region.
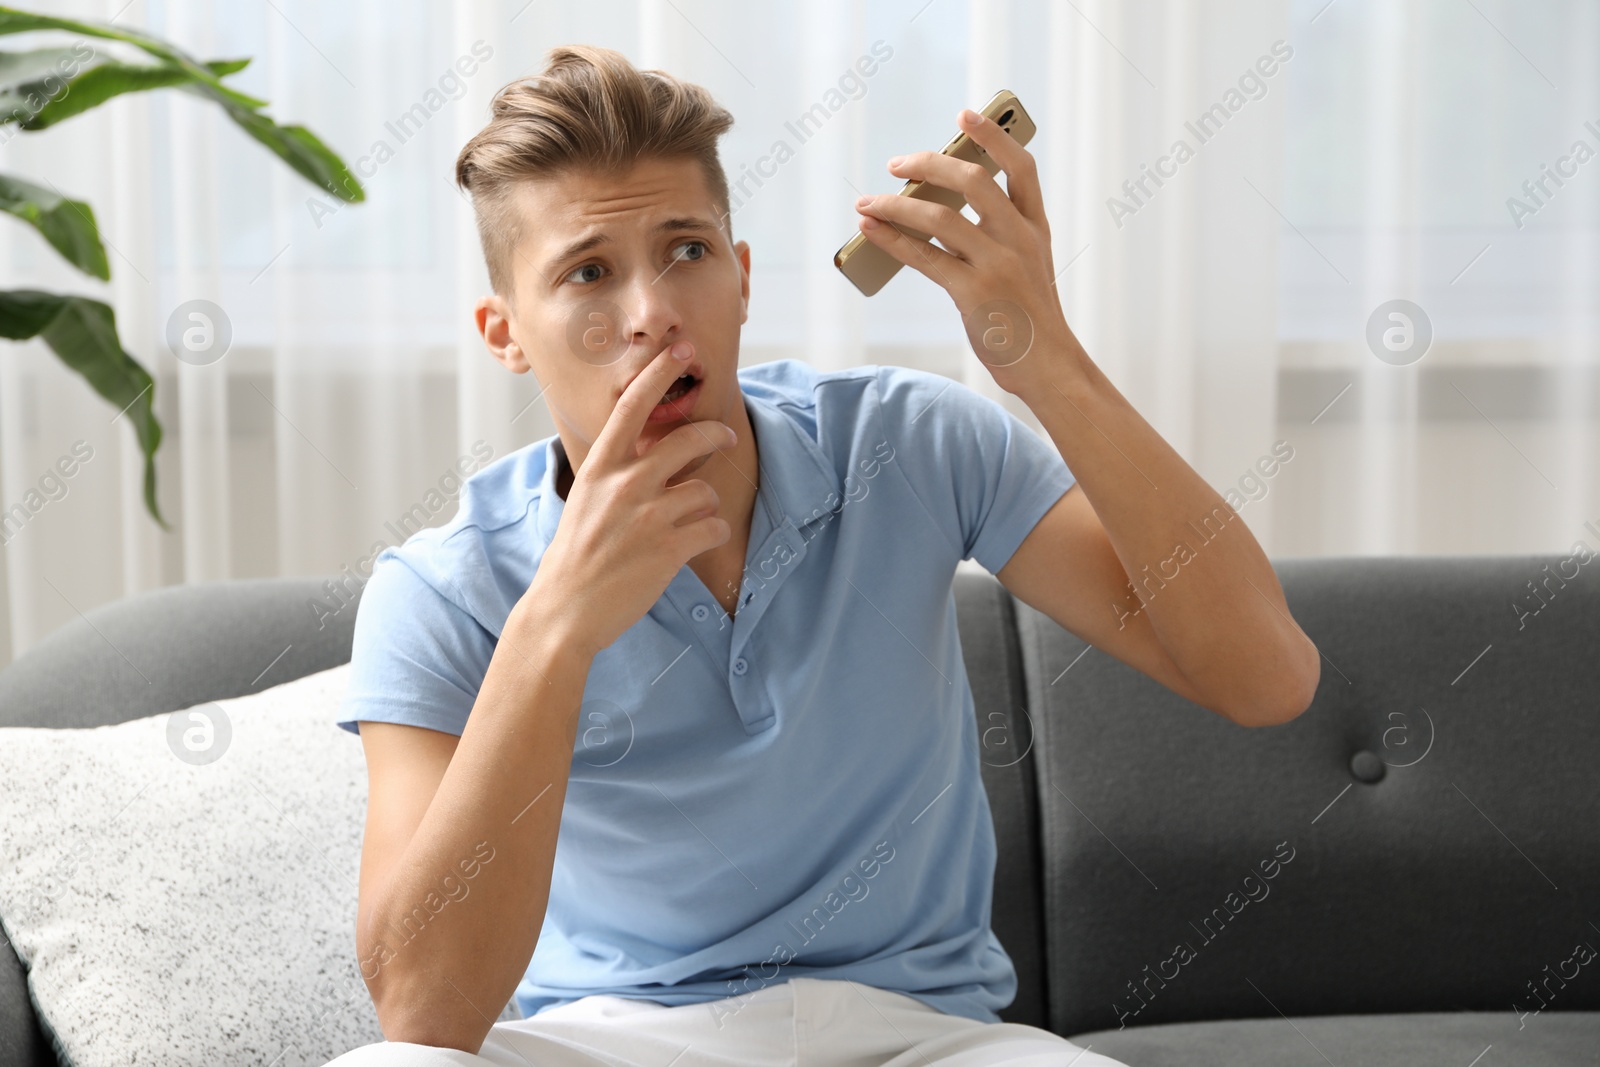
[0,172,109,279]
[220,103,364,203]
[16,55,261,128]
[0,45,94,122]
[0,8,254,103]
[0,288,167,529]
[0,8,362,201]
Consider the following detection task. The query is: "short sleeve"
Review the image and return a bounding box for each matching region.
[875,365,1076,575]
[336,548,497,737]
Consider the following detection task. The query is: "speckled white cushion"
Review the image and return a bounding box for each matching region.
[0,663,517,1067]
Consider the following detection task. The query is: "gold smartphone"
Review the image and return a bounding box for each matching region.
[834,89,1038,298]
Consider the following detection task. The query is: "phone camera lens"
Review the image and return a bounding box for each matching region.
[997,108,1014,126]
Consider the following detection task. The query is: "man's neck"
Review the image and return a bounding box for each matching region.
[556,440,574,500]
[693,397,761,613]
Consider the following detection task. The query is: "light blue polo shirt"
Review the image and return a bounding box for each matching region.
[336,358,1077,1024]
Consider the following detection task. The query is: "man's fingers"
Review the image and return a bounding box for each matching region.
[592,341,694,469]
[956,108,1047,229]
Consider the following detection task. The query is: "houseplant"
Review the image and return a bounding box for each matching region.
[0,5,362,529]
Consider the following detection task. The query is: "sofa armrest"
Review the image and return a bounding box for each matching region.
[0,927,55,1067]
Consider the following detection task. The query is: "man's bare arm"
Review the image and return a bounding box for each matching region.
[358,607,591,1052]
[1004,354,1320,727]
[848,108,1319,726]
[354,341,739,1054]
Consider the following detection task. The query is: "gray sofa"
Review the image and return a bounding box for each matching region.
[1,555,1595,1065]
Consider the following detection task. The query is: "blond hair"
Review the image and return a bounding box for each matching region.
[454,44,736,298]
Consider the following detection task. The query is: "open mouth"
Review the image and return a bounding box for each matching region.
[648,372,702,422]
[661,373,696,403]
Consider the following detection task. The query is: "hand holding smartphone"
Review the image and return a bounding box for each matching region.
[833,89,1037,297]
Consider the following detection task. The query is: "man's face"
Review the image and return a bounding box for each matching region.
[475,155,751,483]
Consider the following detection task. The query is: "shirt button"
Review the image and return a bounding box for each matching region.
[691,604,711,622]
[732,657,749,675]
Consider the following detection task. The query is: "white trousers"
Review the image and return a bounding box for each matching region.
[322,976,1131,1066]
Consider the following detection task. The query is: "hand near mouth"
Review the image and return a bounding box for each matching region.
[529,340,738,658]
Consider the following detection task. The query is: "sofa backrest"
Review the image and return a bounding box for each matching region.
[0,576,360,732]
[1024,553,1600,1038]
[953,569,1050,1028]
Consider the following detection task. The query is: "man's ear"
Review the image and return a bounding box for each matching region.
[735,239,751,326]
[476,293,530,374]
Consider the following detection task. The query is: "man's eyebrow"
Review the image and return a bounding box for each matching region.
[542,216,721,276]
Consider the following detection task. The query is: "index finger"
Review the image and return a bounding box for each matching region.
[590,341,694,468]
[956,108,1045,228]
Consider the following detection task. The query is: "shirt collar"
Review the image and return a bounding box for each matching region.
[532,385,843,551]
[743,386,843,536]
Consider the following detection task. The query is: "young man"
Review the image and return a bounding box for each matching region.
[325,44,1319,1067]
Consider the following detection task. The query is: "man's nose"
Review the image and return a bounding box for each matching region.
[618,269,685,354]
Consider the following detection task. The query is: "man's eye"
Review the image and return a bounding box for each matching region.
[672,240,708,263]
[563,243,704,285]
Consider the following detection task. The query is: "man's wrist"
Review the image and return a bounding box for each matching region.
[1005,327,1096,409]
[504,592,598,672]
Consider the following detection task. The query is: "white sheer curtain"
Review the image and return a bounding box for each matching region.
[1,0,1596,666]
